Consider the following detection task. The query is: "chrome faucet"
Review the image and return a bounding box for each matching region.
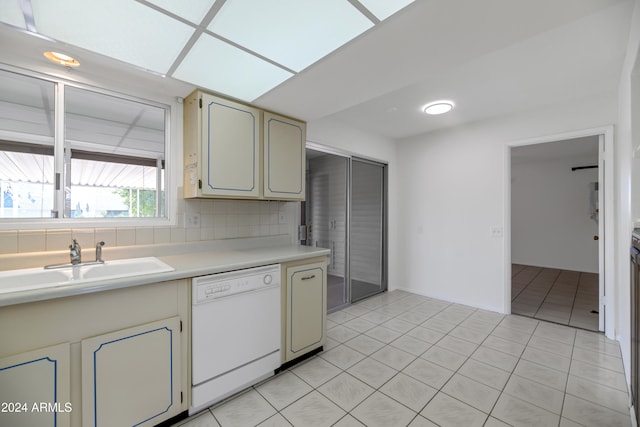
[45,240,105,270]
[95,241,105,263]
[69,239,81,265]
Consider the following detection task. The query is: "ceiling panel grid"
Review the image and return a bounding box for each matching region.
[1,0,415,102]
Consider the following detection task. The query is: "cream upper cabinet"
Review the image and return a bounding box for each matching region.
[184,91,306,200]
[263,112,306,200]
[184,92,261,199]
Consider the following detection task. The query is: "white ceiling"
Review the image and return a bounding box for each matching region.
[0,0,634,141]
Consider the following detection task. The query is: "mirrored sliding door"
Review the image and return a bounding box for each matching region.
[304,151,348,310]
[350,158,386,302]
[303,149,387,310]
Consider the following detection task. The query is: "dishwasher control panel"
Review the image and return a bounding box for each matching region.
[193,264,280,304]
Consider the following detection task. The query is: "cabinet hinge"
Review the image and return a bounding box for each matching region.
[198,179,202,189]
[199,98,202,108]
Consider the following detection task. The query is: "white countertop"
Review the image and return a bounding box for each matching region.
[0,236,330,307]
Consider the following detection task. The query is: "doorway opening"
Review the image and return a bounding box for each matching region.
[507,128,613,336]
[301,147,387,312]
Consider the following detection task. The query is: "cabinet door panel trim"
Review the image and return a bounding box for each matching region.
[83,317,181,427]
[0,342,70,427]
[265,117,304,196]
[288,265,325,355]
[205,100,258,193]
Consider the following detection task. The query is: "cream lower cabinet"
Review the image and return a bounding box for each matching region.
[282,258,327,363]
[0,343,71,427]
[0,279,189,427]
[81,316,182,427]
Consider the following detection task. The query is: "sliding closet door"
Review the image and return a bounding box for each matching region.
[350,158,386,302]
[305,151,348,310]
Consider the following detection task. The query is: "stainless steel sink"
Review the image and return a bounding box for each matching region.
[0,257,174,294]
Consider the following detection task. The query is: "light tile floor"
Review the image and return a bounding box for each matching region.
[174,290,630,427]
[512,265,599,331]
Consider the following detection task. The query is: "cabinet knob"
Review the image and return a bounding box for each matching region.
[594,235,599,241]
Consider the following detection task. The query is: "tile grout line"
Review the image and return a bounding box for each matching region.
[557,325,578,427]
[567,271,582,330]
[531,268,562,320]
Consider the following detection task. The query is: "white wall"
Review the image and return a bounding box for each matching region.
[511,154,599,273]
[306,117,399,289]
[396,94,617,313]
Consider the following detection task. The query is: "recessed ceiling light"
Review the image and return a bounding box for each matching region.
[33,0,193,74]
[44,51,80,67]
[423,101,454,115]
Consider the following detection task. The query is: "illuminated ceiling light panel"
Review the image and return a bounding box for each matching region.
[423,101,454,115]
[173,33,293,102]
[143,0,218,25]
[358,0,415,20]
[30,0,194,74]
[0,1,27,29]
[208,0,374,72]
[44,51,80,67]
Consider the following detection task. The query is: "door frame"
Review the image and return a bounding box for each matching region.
[504,125,614,339]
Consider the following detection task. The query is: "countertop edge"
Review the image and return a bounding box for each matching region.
[0,245,330,307]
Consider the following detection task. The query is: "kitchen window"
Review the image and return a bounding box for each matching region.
[0,68,168,222]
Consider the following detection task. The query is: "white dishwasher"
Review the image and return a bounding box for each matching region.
[191,264,281,414]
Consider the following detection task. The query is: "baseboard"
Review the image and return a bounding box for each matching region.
[276,346,323,373]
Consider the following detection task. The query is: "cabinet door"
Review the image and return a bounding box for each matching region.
[285,263,326,361]
[263,112,306,200]
[0,343,71,427]
[201,93,261,198]
[81,317,181,427]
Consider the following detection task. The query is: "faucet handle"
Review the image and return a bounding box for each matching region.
[69,239,81,265]
[95,241,105,262]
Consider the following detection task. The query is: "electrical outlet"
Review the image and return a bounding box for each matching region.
[490,226,503,238]
[185,213,200,228]
[279,213,286,224]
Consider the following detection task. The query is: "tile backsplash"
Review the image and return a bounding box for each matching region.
[0,199,298,255]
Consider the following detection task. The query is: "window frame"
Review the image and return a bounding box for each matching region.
[0,65,174,229]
